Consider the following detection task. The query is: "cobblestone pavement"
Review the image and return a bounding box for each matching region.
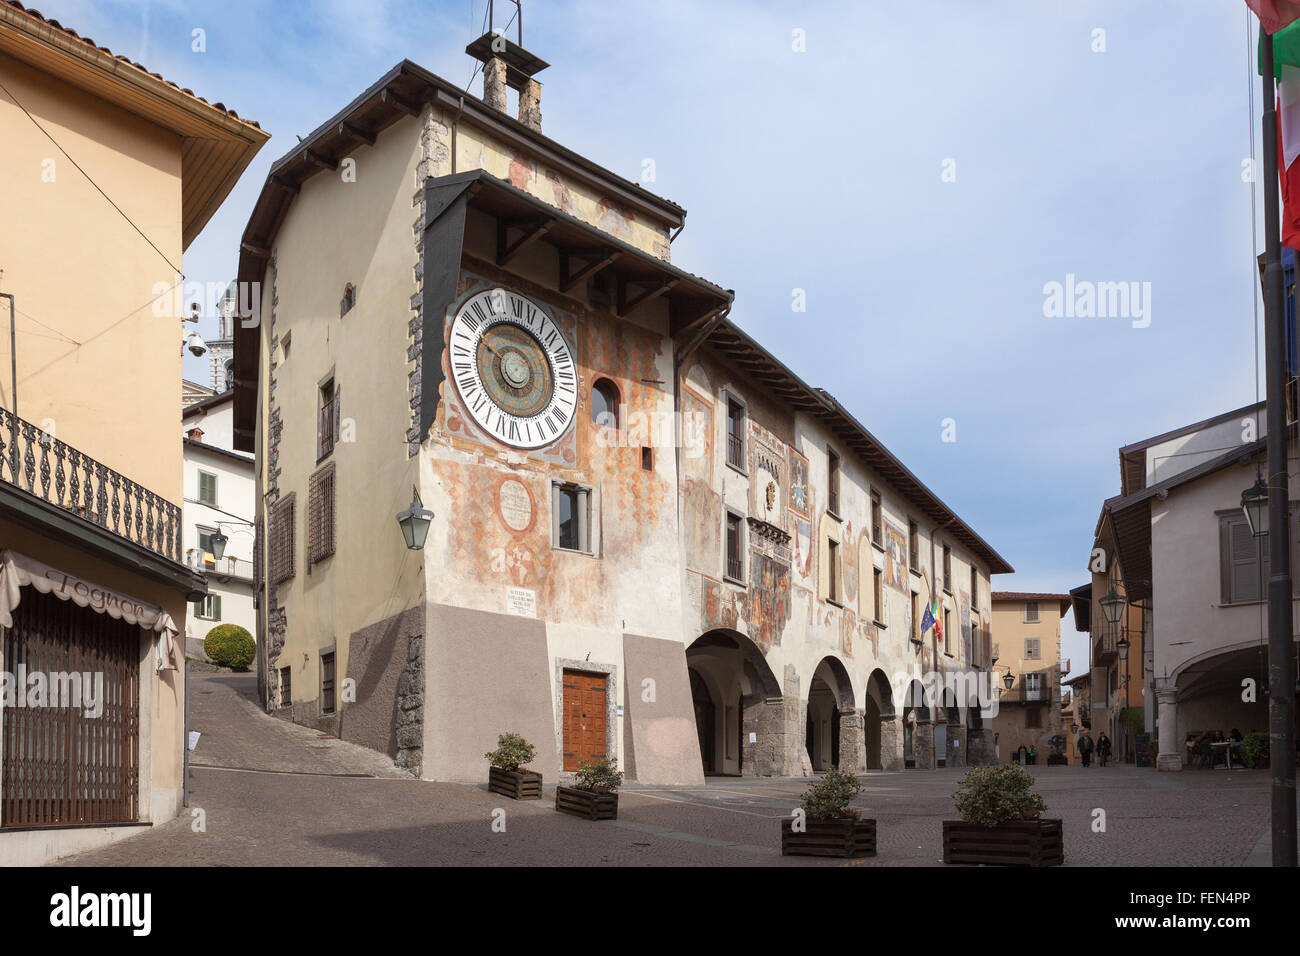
[56,671,1275,867]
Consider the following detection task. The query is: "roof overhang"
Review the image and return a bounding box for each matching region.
[700,320,1013,575]
[0,2,269,249]
[1069,583,1092,632]
[232,167,731,451]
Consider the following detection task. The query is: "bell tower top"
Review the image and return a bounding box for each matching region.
[465,1,549,131]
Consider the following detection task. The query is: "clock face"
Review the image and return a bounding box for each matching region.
[448,287,577,449]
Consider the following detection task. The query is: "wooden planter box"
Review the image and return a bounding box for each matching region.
[781,817,877,859]
[488,766,542,800]
[555,786,618,820]
[942,818,1063,867]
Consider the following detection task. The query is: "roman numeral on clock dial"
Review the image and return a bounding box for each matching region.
[448,287,578,450]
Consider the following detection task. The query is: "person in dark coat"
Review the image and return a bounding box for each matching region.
[1077,731,1094,767]
[1096,732,1112,767]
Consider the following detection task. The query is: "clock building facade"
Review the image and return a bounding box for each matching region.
[234,36,1011,785]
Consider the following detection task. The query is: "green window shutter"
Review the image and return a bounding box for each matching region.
[212,595,222,620]
[199,472,217,505]
[1227,516,1264,603]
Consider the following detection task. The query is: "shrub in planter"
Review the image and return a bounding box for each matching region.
[555,757,622,820]
[782,765,876,859]
[944,764,1061,867]
[203,624,255,670]
[1242,731,1270,769]
[485,732,541,799]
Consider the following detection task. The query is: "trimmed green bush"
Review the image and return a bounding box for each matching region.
[485,732,537,772]
[1242,731,1269,769]
[203,624,255,670]
[573,756,623,792]
[799,764,863,820]
[954,764,1047,827]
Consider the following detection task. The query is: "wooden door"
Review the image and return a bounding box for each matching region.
[562,670,608,771]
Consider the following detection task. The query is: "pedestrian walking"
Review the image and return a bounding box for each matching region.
[1078,730,1094,767]
[1097,732,1112,767]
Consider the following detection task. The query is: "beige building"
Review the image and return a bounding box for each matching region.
[1072,403,1292,770]
[233,33,1012,784]
[0,3,265,863]
[990,593,1069,763]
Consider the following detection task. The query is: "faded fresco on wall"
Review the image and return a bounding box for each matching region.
[839,607,857,659]
[701,575,742,632]
[788,449,809,517]
[680,387,721,576]
[792,517,814,583]
[960,591,971,662]
[883,520,908,592]
[840,522,858,605]
[745,553,791,651]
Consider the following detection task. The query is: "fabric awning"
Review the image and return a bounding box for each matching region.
[0,549,183,670]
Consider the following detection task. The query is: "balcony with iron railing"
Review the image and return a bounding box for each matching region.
[1093,620,1132,666]
[1,407,182,563]
[185,552,255,583]
[1000,674,1053,704]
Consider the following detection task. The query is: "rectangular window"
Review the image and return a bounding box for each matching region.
[1024,600,1040,623]
[828,449,841,516]
[911,591,920,642]
[280,666,292,707]
[318,377,337,462]
[1025,672,1044,700]
[1025,637,1041,660]
[198,470,218,506]
[870,491,882,546]
[725,511,744,581]
[828,539,840,603]
[970,564,979,605]
[192,593,222,621]
[1026,706,1043,729]
[873,568,883,623]
[198,527,217,566]
[1220,512,1267,603]
[321,652,336,715]
[553,483,591,553]
[641,446,653,471]
[943,546,952,592]
[944,608,953,654]
[272,493,296,583]
[908,520,919,571]
[726,397,746,470]
[308,463,336,565]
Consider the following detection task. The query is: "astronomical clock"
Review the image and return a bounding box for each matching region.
[448,287,577,449]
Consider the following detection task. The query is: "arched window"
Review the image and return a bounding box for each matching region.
[340,283,356,318]
[591,378,619,429]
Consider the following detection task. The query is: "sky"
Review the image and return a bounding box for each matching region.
[17,0,1274,678]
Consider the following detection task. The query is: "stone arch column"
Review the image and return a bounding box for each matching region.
[879,712,904,771]
[1155,680,1182,772]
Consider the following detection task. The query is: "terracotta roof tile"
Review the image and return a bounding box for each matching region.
[3,1,261,128]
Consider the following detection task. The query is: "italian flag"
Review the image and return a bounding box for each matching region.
[1248,1,1300,35]
[1262,21,1300,248]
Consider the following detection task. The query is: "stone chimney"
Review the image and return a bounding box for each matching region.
[483,57,508,113]
[467,31,549,133]
[519,78,542,132]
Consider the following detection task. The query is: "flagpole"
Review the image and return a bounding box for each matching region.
[1260,25,1298,869]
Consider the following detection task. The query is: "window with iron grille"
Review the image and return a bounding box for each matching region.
[271,493,296,584]
[870,490,882,545]
[308,464,336,565]
[943,545,952,592]
[318,378,338,462]
[280,666,292,707]
[725,511,744,581]
[726,397,745,470]
[908,520,919,571]
[198,470,218,506]
[827,449,840,516]
[321,652,336,715]
[970,564,978,605]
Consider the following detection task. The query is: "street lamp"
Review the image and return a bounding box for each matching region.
[1241,475,1269,537]
[1116,632,1130,662]
[210,529,229,561]
[396,487,434,550]
[1099,587,1126,625]
[1071,722,1079,734]
[1002,672,1015,690]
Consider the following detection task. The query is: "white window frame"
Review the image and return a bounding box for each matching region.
[197,469,218,506]
[552,482,596,555]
